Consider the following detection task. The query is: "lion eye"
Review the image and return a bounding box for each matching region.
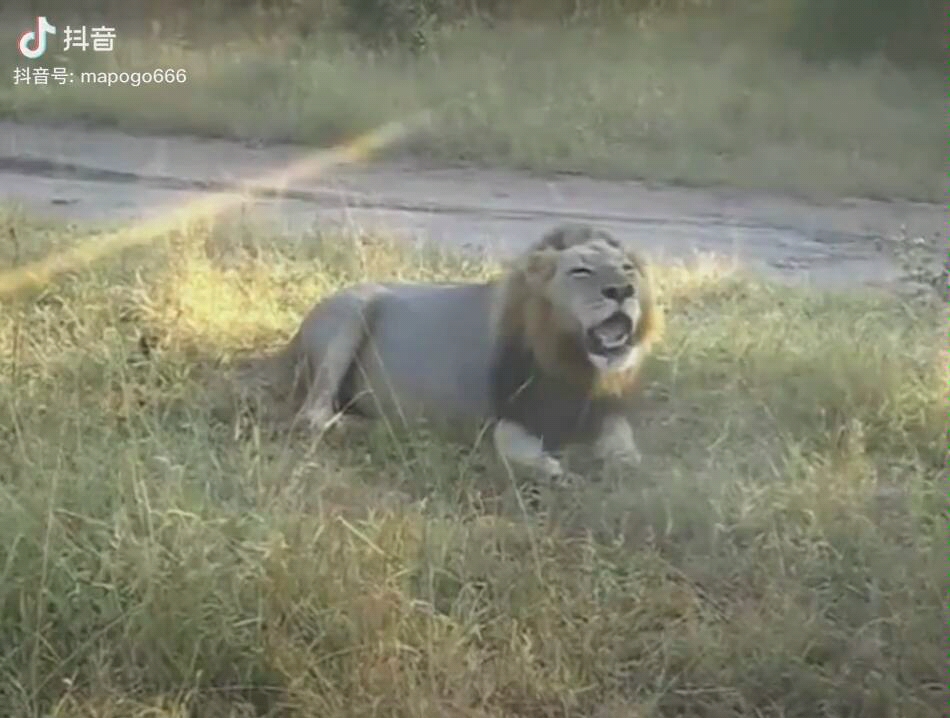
[570,267,593,277]
[622,263,636,273]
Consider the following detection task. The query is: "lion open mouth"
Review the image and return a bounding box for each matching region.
[586,312,634,358]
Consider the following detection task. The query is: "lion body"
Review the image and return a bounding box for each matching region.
[241,224,661,480]
[313,281,496,425]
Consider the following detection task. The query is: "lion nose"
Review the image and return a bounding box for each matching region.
[602,283,635,303]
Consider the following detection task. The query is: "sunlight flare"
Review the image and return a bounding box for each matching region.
[0,111,431,300]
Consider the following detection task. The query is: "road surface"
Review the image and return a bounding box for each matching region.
[1,121,944,290]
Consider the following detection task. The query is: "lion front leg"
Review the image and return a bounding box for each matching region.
[593,414,642,469]
[492,419,571,484]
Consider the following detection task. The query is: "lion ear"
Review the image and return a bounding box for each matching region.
[624,247,648,276]
[523,249,559,289]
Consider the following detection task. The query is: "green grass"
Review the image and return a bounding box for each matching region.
[0,16,944,203]
[0,206,945,717]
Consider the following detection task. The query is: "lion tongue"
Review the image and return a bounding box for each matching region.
[594,314,632,349]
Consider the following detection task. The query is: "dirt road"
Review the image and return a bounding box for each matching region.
[1,121,944,289]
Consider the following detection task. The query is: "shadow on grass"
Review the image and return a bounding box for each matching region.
[0,208,945,717]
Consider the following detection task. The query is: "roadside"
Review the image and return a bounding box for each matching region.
[1,20,943,203]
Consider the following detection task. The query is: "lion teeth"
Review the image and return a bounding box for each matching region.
[600,336,629,349]
[594,326,631,348]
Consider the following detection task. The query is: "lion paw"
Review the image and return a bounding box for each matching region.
[610,445,642,469]
[539,455,569,482]
[300,402,340,433]
[516,468,584,511]
[548,467,585,489]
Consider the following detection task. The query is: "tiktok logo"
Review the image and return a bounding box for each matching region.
[18,16,57,60]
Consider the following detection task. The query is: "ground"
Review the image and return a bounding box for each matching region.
[0,13,946,718]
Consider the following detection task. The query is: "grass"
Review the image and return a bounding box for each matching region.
[0,204,946,717]
[0,15,944,203]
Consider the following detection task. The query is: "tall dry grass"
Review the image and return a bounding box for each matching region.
[0,207,945,717]
[0,15,943,202]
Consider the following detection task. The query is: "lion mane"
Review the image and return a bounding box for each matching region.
[493,223,661,397]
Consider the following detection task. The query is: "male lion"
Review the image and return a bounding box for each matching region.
[239,223,661,482]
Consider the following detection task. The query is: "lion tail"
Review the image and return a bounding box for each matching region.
[233,331,309,424]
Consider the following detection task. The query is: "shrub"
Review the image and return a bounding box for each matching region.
[339,0,447,50]
[784,0,942,67]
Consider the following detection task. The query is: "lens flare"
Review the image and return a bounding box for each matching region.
[0,112,431,300]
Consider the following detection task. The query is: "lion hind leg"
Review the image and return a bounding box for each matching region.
[296,295,378,433]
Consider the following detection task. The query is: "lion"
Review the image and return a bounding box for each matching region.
[238,223,662,482]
